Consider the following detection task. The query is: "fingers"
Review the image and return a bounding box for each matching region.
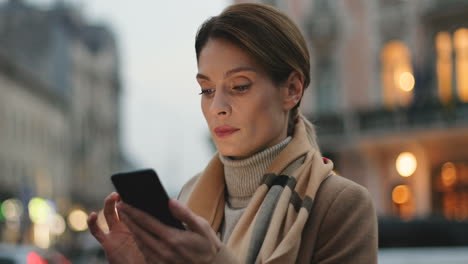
[117,202,172,239]
[88,212,105,243]
[169,199,207,235]
[118,202,218,263]
[119,211,178,263]
[169,199,222,250]
[104,192,120,229]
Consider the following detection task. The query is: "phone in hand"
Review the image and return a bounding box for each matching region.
[111,168,185,230]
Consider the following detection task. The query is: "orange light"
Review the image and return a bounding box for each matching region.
[381,41,414,108]
[441,162,457,187]
[436,31,453,104]
[392,185,411,204]
[454,28,468,102]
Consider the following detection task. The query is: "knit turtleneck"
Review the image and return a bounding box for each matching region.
[219,136,291,209]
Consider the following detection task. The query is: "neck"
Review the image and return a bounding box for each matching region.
[219,136,291,208]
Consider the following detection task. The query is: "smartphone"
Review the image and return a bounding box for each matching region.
[111,168,185,230]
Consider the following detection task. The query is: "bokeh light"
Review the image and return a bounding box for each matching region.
[28,197,51,224]
[46,200,57,212]
[392,185,411,204]
[441,162,457,187]
[49,214,66,235]
[27,251,46,264]
[68,209,88,231]
[33,223,50,249]
[399,72,415,92]
[396,152,417,177]
[2,198,23,221]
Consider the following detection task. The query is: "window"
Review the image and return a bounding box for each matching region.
[435,28,468,104]
[433,161,468,220]
[381,41,415,108]
[436,32,453,104]
[454,28,468,102]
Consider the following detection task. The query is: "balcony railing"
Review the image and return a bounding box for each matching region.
[311,101,468,145]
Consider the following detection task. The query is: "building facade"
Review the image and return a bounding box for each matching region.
[0,0,125,247]
[0,52,70,245]
[236,0,468,220]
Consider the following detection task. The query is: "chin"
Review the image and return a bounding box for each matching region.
[216,144,250,158]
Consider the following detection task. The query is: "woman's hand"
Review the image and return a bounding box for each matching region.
[117,198,223,264]
[87,192,146,264]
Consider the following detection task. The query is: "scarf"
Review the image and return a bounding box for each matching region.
[186,118,334,263]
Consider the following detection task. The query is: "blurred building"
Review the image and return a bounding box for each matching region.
[0,52,70,216]
[237,0,468,221]
[0,0,125,247]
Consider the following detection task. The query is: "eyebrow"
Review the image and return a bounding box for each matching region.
[196,66,257,81]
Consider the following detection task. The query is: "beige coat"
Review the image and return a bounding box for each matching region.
[179,173,377,263]
[178,119,378,263]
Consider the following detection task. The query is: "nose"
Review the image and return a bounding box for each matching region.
[210,89,231,116]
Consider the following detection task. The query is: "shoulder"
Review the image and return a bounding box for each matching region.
[298,174,378,263]
[316,174,373,208]
[177,173,202,205]
[311,174,376,234]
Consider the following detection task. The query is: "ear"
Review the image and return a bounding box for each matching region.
[282,71,304,111]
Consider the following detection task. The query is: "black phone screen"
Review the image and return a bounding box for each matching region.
[111,169,185,230]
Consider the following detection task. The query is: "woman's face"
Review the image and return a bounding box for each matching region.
[197,38,290,158]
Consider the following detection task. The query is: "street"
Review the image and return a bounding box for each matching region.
[379,247,468,264]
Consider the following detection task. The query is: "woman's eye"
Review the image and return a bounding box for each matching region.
[199,89,215,95]
[233,85,250,92]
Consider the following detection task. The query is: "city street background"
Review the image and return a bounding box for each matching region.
[0,0,467,263]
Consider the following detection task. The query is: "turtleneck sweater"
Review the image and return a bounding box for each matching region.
[218,136,291,242]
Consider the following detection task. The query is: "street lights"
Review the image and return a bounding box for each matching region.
[393,152,417,219]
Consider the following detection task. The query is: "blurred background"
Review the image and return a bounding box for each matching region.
[0,0,467,263]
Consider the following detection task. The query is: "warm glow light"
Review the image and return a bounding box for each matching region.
[436,31,453,104]
[68,209,88,231]
[33,223,50,249]
[441,162,457,187]
[28,198,51,224]
[392,185,411,204]
[49,214,66,235]
[396,152,417,177]
[399,72,415,92]
[381,41,414,108]
[454,28,468,102]
[2,199,23,221]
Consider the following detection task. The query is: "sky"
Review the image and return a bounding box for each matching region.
[81,0,232,195]
[27,0,231,195]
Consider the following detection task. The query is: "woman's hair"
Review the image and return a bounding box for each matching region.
[195,3,319,148]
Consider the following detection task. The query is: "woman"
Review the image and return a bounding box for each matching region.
[88,3,378,263]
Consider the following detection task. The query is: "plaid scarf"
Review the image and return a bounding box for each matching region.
[186,119,334,263]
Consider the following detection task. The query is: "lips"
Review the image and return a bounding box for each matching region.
[214,126,240,138]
